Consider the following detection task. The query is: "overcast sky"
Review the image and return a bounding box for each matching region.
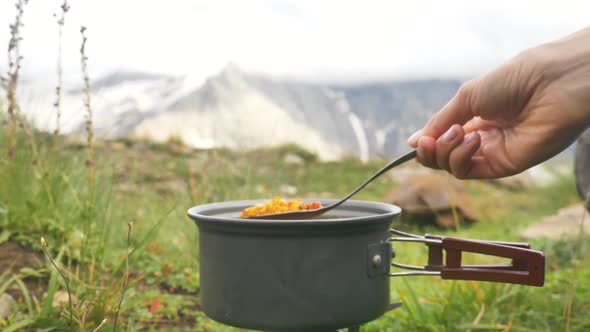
[0,0,588,84]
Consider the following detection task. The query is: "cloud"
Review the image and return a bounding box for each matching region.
[0,0,588,84]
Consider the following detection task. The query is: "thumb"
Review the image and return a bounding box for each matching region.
[408,81,477,147]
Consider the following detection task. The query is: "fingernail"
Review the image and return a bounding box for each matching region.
[464,132,477,144]
[407,130,422,144]
[441,126,458,143]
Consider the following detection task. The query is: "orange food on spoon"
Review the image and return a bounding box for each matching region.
[240,196,322,218]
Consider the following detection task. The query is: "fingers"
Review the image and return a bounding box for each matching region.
[408,56,527,148]
[463,117,494,134]
[448,132,481,179]
[415,129,486,179]
[416,136,437,169]
[408,81,477,147]
[435,124,464,171]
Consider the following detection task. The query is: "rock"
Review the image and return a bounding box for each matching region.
[488,173,534,191]
[255,184,267,194]
[526,165,559,187]
[0,293,15,318]
[382,172,478,229]
[52,290,78,308]
[279,184,297,195]
[283,152,305,165]
[521,203,590,239]
[489,162,571,190]
[384,161,434,184]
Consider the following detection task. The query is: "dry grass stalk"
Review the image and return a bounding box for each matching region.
[3,0,28,162]
[80,25,95,198]
[113,221,133,331]
[466,303,486,332]
[92,318,107,332]
[53,0,70,138]
[6,0,42,172]
[3,0,57,207]
[41,236,74,329]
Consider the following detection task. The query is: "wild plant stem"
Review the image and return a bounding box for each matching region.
[80,25,94,201]
[113,221,132,331]
[4,0,28,164]
[79,24,95,270]
[92,318,107,332]
[3,1,62,233]
[41,237,73,330]
[53,1,69,139]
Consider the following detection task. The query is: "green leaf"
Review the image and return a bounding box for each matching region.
[4,319,34,332]
[0,230,11,244]
[19,267,43,278]
[13,275,34,316]
[0,275,15,296]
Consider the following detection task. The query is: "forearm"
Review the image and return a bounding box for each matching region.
[537,26,590,125]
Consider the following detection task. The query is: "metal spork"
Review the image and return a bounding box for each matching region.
[248,150,417,220]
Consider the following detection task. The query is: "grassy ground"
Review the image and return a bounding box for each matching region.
[0,129,588,331]
[2,1,589,330]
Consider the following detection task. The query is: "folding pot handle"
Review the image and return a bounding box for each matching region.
[389,230,545,287]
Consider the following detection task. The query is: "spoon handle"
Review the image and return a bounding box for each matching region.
[326,150,417,211]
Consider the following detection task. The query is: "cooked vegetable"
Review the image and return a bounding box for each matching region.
[240,196,322,218]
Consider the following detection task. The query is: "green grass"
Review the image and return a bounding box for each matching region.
[0,130,588,331]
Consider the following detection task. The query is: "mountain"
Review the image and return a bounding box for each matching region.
[17,65,461,160]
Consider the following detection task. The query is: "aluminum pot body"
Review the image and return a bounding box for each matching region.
[188,199,400,331]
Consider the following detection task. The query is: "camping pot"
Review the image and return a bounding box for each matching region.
[187,199,545,331]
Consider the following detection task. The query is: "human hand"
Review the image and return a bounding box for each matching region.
[408,26,590,179]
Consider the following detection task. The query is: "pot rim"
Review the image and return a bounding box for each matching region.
[187,198,401,227]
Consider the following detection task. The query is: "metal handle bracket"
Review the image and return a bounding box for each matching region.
[367,242,391,278]
[388,229,545,286]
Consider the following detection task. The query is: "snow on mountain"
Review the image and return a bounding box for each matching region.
[15,65,461,160]
[133,66,349,159]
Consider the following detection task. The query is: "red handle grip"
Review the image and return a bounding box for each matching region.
[423,235,545,286]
